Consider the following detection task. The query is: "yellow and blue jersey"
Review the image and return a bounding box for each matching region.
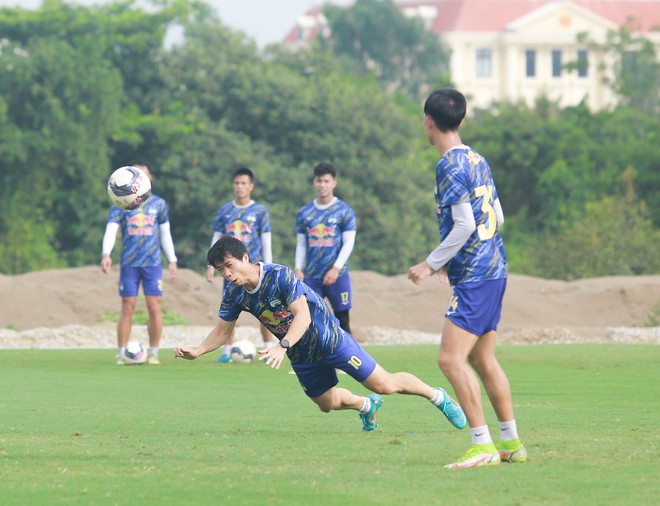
[295,199,356,279]
[218,264,345,365]
[436,146,507,285]
[212,201,270,262]
[107,195,170,267]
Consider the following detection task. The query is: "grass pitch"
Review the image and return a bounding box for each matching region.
[1,344,658,505]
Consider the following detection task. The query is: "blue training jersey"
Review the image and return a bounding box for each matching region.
[218,263,345,364]
[107,194,170,267]
[435,145,507,285]
[295,198,356,279]
[212,201,270,262]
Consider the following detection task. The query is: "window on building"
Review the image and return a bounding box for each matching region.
[552,49,562,77]
[525,50,536,77]
[577,49,588,77]
[476,49,492,78]
[622,50,638,75]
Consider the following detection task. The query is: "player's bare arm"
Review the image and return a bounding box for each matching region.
[259,295,311,370]
[168,262,178,283]
[174,318,235,360]
[100,254,112,274]
[408,261,435,285]
[322,266,340,286]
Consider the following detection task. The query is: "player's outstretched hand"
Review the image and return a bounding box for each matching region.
[258,346,287,370]
[173,346,198,360]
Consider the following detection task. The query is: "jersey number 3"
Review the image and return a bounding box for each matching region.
[475,185,496,240]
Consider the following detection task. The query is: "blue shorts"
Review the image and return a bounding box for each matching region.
[304,271,352,312]
[291,334,377,398]
[446,278,506,336]
[119,266,163,297]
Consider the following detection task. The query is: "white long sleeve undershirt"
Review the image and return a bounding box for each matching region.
[425,198,504,271]
[101,221,177,263]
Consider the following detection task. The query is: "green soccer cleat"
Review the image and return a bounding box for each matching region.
[359,394,383,432]
[434,388,467,429]
[496,439,528,463]
[444,443,501,469]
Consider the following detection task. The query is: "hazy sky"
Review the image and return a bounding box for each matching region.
[0,0,353,47]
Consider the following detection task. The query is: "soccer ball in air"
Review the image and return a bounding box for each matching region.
[230,340,257,364]
[107,166,152,210]
[122,341,147,365]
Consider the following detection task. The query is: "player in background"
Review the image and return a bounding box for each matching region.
[295,163,356,334]
[100,160,178,365]
[206,167,276,362]
[175,235,467,434]
[408,89,527,469]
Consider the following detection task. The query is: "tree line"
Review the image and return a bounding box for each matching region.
[0,0,658,280]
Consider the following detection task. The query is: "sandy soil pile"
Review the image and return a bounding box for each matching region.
[1,266,658,348]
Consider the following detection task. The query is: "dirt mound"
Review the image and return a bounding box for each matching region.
[1,266,659,346]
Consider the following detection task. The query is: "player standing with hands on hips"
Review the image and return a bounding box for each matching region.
[295,163,356,334]
[408,89,527,469]
[175,235,467,434]
[206,167,277,362]
[101,160,178,365]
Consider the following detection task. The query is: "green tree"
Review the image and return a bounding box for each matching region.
[321,0,451,98]
[529,168,660,279]
[572,24,660,113]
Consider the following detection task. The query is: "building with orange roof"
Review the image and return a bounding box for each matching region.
[283,0,660,110]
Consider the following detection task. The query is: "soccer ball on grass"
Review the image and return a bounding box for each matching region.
[230,339,257,364]
[107,166,151,210]
[122,341,147,365]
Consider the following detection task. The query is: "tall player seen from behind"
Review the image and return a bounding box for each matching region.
[295,163,356,334]
[408,89,527,469]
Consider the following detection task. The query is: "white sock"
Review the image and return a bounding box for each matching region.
[117,346,125,358]
[223,344,232,356]
[470,425,492,445]
[430,388,445,405]
[499,420,519,441]
[149,347,159,357]
[359,397,371,414]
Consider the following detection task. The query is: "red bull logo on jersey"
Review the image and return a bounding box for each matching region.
[308,223,336,247]
[227,219,253,243]
[127,212,156,236]
[259,309,292,334]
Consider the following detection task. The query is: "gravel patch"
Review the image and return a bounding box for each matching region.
[0,324,657,349]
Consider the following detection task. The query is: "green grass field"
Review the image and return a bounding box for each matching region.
[1,345,658,505]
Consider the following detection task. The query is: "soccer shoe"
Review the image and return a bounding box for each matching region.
[444,443,501,469]
[147,356,160,365]
[496,439,528,463]
[434,388,467,429]
[116,357,124,365]
[359,394,383,432]
[216,354,234,364]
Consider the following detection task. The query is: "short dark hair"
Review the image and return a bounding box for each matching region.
[424,88,467,132]
[207,235,248,267]
[129,159,150,169]
[313,162,337,179]
[233,167,254,181]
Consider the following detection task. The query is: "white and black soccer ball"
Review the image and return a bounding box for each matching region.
[230,339,257,364]
[122,341,147,365]
[107,166,152,210]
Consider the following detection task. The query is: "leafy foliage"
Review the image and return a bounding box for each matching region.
[0,0,657,280]
[321,0,451,99]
